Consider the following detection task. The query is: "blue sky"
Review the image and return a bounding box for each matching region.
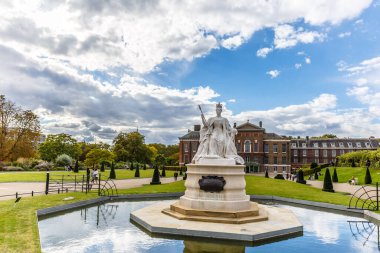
[0,1,380,144]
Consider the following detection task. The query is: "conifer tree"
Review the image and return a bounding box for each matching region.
[322,168,334,192]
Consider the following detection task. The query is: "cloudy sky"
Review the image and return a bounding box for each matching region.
[1,0,380,144]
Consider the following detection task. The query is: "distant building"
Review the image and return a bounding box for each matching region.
[178,121,379,173]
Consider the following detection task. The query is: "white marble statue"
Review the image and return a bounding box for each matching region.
[192,103,245,165]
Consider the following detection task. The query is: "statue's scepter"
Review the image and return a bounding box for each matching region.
[198,105,207,127]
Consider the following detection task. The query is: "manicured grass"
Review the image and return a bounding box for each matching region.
[317,167,380,185]
[0,169,176,183]
[0,175,355,253]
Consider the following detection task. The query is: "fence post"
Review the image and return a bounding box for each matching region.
[82,175,84,192]
[45,172,50,195]
[86,169,90,194]
[32,191,34,197]
[377,182,379,211]
[16,192,18,199]
[98,173,101,196]
[74,175,77,192]
[61,175,64,193]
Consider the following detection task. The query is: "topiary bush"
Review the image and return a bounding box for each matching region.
[135,164,140,177]
[73,160,79,173]
[365,167,372,184]
[150,165,161,185]
[274,174,285,180]
[265,169,269,178]
[109,162,116,179]
[332,168,338,183]
[314,171,318,180]
[296,170,306,184]
[55,154,73,167]
[322,168,334,192]
[161,167,166,177]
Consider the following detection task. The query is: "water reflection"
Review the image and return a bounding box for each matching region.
[348,221,380,250]
[80,203,119,227]
[183,240,244,253]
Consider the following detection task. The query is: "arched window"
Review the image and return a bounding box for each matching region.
[244,140,251,153]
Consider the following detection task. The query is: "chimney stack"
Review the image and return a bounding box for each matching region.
[259,121,262,128]
[233,122,236,128]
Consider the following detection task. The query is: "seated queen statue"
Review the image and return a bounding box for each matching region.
[192,103,245,165]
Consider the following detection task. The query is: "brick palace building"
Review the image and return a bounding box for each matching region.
[179,121,379,173]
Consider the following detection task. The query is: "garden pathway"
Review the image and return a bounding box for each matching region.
[0,177,176,201]
[306,180,376,195]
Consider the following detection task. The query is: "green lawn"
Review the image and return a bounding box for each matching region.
[317,167,380,185]
[0,169,176,183]
[0,175,354,253]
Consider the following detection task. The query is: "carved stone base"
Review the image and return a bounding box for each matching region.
[162,201,268,224]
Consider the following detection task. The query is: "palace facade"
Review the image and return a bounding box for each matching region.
[178,121,379,173]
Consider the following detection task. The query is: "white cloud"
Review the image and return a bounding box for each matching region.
[295,63,302,69]
[338,31,352,38]
[228,99,236,103]
[266,70,281,78]
[221,35,244,50]
[305,57,311,64]
[256,47,273,58]
[274,24,326,49]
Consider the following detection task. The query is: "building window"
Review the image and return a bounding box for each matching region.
[244,140,251,153]
[365,142,371,148]
[273,166,278,172]
[282,144,286,153]
[322,142,327,148]
[236,143,241,152]
[315,150,319,157]
[184,154,189,163]
[356,142,362,148]
[332,150,336,157]
[303,150,306,156]
[245,156,250,163]
[324,159,328,164]
[273,144,278,153]
[282,156,286,164]
[292,143,297,148]
[294,157,298,163]
[294,150,298,156]
[313,143,319,148]
[302,143,306,148]
[348,142,353,148]
[264,144,269,153]
[303,158,307,163]
[264,156,269,164]
[192,143,197,153]
[323,150,327,157]
[274,157,278,164]
[282,166,287,172]
[340,150,345,155]
[339,142,344,147]
[184,143,189,152]
[254,142,259,153]
[331,142,336,147]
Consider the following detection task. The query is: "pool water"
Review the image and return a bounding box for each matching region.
[38,200,380,253]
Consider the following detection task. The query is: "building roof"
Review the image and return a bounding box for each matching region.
[179,130,200,140]
[235,121,264,132]
[290,137,379,148]
[264,133,288,140]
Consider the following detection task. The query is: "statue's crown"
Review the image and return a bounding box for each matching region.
[216,102,222,109]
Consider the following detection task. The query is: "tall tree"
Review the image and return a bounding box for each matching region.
[113,131,152,163]
[84,148,115,168]
[0,95,40,161]
[38,133,81,162]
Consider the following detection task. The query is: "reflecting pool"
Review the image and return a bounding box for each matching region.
[38,200,380,253]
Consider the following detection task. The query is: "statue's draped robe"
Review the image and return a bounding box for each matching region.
[192,116,244,165]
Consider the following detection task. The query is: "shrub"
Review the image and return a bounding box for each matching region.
[161,167,166,177]
[109,162,116,179]
[314,171,318,180]
[332,168,338,183]
[2,166,24,171]
[34,161,53,171]
[150,165,161,185]
[115,162,126,170]
[134,164,140,177]
[365,167,372,184]
[310,162,318,170]
[274,174,284,180]
[322,168,334,192]
[55,154,73,167]
[296,170,306,184]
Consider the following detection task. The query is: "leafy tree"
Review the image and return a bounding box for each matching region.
[154,154,166,167]
[84,148,115,168]
[311,134,337,139]
[0,95,40,161]
[310,162,318,170]
[365,167,372,184]
[150,165,161,185]
[332,168,338,182]
[113,131,152,163]
[55,154,73,167]
[109,162,116,179]
[78,142,110,162]
[322,168,334,192]
[39,133,81,162]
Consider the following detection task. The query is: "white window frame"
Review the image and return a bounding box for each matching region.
[294,150,298,156]
[244,140,251,153]
[332,150,336,157]
[348,142,353,148]
[339,142,344,147]
[273,144,278,153]
[322,142,327,148]
[331,143,336,147]
[313,143,319,148]
[323,150,327,157]
[303,150,307,157]
[292,143,297,148]
[302,143,306,148]
[356,142,362,148]
[184,143,189,152]
[315,150,319,157]
[365,142,371,148]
